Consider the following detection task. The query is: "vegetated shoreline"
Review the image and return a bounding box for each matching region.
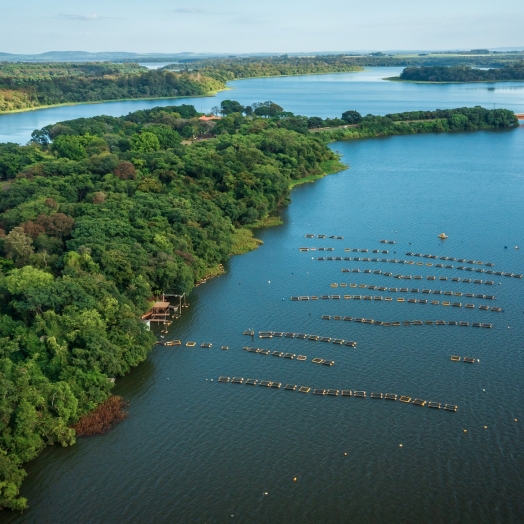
[0,90,229,115]
[232,158,347,255]
[385,76,524,84]
[0,67,367,116]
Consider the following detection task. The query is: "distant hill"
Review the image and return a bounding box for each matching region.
[0,51,225,62]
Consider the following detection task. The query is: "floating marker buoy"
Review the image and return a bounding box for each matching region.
[515,419,518,422]
[399,444,403,447]
[293,477,297,482]
[344,452,347,456]
[484,426,488,429]
[464,429,467,433]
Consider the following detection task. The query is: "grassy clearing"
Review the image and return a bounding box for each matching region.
[230,228,264,255]
[249,216,283,228]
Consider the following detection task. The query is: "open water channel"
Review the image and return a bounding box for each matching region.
[1,69,524,523]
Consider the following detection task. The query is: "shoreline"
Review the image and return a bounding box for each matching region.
[0,68,365,116]
[0,89,230,115]
[228,159,347,256]
[385,76,524,84]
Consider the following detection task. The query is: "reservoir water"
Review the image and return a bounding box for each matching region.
[1,67,524,145]
[1,73,524,523]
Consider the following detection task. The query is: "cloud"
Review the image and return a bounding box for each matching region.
[57,13,103,21]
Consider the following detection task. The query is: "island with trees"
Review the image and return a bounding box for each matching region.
[391,61,524,83]
[0,101,518,510]
[172,55,363,82]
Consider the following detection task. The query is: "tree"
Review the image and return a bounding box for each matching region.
[51,135,87,161]
[253,101,284,118]
[36,213,74,239]
[130,132,160,153]
[220,100,245,115]
[113,161,137,180]
[4,227,34,265]
[307,117,324,129]
[341,110,362,124]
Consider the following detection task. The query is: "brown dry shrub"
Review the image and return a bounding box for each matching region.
[92,191,106,204]
[21,221,45,239]
[72,396,129,437]
[114,161,136,180]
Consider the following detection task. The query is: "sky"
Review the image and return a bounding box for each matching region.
[2,0,524,55]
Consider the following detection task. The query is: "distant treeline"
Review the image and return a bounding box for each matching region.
[0,63,224,112]
[175,53,524,76]
[173,56,363,82]
[398,61,524,82]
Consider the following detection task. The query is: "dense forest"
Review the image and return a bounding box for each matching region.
[173,56,363,82]
[397,61,524,82]
[0,63,224,112]
[0,102,337,510]
[0,101,518,510]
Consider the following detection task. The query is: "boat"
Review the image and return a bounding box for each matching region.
[438,233,448,239]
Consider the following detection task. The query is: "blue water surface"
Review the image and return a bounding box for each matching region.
[1,67,524,144]
[1,72,524,524]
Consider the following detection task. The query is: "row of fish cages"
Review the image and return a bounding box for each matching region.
[319,255,522,278]
[406,252,495,266]
[328,282,496,300]
[155,340,230,349]
[217,377,457,410]
[305,234,344,239]
[336,267,497,285]
[291,295,502,311]
[300,247,390,254]
[320,316,493,328]
[250,331,358,346]
[242,346,334,366]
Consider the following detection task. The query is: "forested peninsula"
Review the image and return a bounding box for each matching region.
[0,62,223,113]
[0,58,364,114]
[0,102,517,511]
[394,61,524,83]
